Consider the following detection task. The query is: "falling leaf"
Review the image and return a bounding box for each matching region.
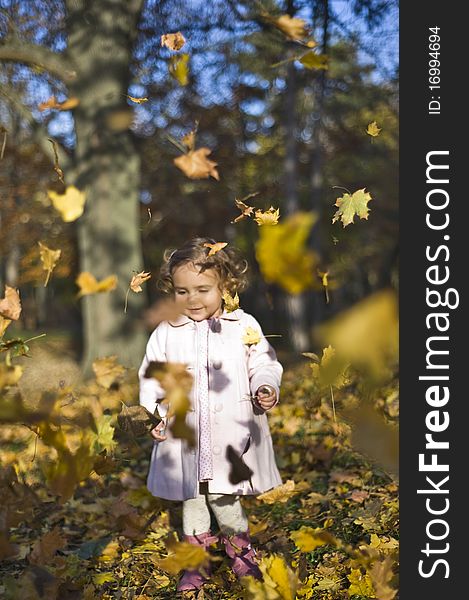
[232,195,257,223]
[173,147,219,180]
[182,129,196,151]
[0,316,12,338]
[299,51,328,70]
[203,242,227,256]
[254,206,280,226]
[272,14,309,40]
[0,363,23,389]
[76,272,118,297]
[117,404,161,438]
[126,95,148,104]
[290,526,338,553]
[161,31,186,51]
[242,327,261,346]
[48,138,65,184]
[257,479,297,504]
[366,121,382,137]
[255,212,319,294]
[97,539,120,563]
[332,188,372,228]
[168,53,190,85]
[129,271,151,293]
[369,556,397,600]
[222,290,239,312]
[92,356,126,389]
[38,242,61,287]
[48,186,86,222]
[0,286,21,320]
[38,96,79,111]
[242,553,299,600]
[309,346,349,390]
[156,541,210,575]
[347,568,376,597]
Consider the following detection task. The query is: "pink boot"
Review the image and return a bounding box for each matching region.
[221,530,263,581]
[176,531,219,592]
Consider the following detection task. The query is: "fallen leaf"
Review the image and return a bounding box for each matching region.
[48,186,86,222]
[38,241,61,287]
[332,188,372,228]
[203,242,227,256]
[254,206,280,226]
[173,147,219,180]
[28,527,66,566]
[0,286,21,320]
[290,526,338,553]
[168,53,190,85]
[76,272,118,297]
[347,568,376,597]
[257,480,297,504]
[366,121,382,137]
[161,31,186,51]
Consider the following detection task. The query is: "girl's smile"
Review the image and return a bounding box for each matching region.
[172,263,223,321]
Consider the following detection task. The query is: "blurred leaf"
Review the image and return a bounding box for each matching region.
[92,356,126,389]
[48,186,86,222]
[173,147,219,180]
[347,568,375,597]
[0,286,21,320]
[168,53,190,85]
[156,541,209,575]
[76,272,118,297]
[243,553,299,600]
[290,526,337,553]
[38,242,61,287]
[222,290,239,312]
[117,404,161,438]
[0,363,23,389]
[299,51,328,70]
[255,212,319,294]
[38,96,79,111]
[271,14,309,41]
[366,121,382,136]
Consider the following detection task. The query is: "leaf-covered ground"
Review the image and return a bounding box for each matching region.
[0,340,398,600]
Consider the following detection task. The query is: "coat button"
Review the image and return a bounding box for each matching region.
[212,360,222,370]
[212,445,221,455]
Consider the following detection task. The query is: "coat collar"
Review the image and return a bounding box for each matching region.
[168,308,244,327]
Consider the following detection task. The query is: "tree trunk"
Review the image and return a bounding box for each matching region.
[282,0,310,352]
[65,0,147,373]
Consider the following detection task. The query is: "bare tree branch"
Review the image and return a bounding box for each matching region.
[0,39,77,83]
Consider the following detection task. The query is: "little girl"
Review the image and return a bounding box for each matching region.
[138,237,283,592]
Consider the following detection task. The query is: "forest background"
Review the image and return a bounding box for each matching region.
[0,1,399,598]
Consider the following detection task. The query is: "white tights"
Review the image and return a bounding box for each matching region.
[182,482,249,536]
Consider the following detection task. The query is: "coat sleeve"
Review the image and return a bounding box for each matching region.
[245,314,283,409]
[138,322,169,418]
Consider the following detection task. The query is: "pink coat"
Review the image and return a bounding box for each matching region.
[138,308,283,501]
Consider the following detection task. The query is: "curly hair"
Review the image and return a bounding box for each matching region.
[157,237,249,296]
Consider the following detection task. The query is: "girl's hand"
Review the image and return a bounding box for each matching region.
[150,419,167,442]
[255,385,277,411]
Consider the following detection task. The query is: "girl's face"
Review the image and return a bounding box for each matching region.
[172,263,223,321]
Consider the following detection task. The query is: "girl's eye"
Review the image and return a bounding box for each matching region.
[176,290,186,295]
[199,289,208,293]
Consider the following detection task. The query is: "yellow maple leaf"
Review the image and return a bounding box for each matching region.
[257,479,297,504]
[76,272,118,297]
[254,206,280,226]
[299,51,328,70]
[168,53,190,85]
[173,147,219,180]
[156,541,210,575]
[366,121,382,137]
[272,14,309,40]
[0,316,12,338]
[93,355,126,389]
[93,572,115,585]
[242,326,261,345]
[0,363,23,389]
[38,241,61,287]
[161,31,186,51]
[48,186,86,222]
[347,568,376,597]
[255,212,319,294]
[203,241,227,256]
[309,345,349,389]
[222,290,239,312]
[242,553,299,600]
[332,188,372,228]
[0,285,21,320]
[290,526,337,553]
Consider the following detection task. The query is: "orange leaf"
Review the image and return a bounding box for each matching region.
[173,147,219,180]
[161,31,186,51]
[203,242,227,256]
[0,286,21,320]
[38,96,79,111]
[130,271,151,292]
[76,272,118,297]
